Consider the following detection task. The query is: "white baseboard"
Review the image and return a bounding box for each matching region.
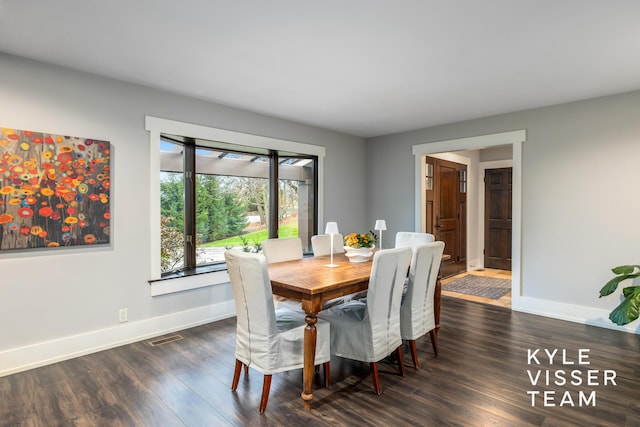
[0,300,236,377]
[513,296,640,335]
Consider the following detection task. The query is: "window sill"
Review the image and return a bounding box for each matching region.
[149,264,230,297]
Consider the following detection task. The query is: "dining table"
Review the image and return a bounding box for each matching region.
[267,251,449,409]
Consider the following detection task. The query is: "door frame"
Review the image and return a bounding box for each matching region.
[426,152,470,277]
[412,130,526,309]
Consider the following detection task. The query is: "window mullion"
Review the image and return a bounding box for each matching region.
[269,150,279,238]
[184,139,197,268]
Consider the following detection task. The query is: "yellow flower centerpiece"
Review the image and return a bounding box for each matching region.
[344,232,376,248]
[344,232,377,262]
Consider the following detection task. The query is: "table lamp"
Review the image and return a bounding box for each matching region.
[374,219,387,250]
[325,221,339,267]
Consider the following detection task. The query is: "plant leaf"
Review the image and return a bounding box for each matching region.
[612,265,640,275]
[622,285,640,298]
[608,287,640,325]
[599,273,640,297]
[600,276,627,297]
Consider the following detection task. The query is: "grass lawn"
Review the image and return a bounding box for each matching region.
[203,222,299,247]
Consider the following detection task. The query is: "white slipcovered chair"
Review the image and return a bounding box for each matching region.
[261,237,303,263]
[319,246,413,395]
[261,237,304,310]
[224,250,331,413]
[310,234,344,256]
[400,241,445,368]
[395,231,436,293]
[395,231,435,249]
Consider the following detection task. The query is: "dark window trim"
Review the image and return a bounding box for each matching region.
[159,135,318,279]
[268,150,279,238]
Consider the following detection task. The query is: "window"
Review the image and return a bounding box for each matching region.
[150,119,322,279]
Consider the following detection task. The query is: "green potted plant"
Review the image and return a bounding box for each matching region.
[599,265,640,325]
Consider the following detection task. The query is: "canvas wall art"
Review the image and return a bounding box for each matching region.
[0,127,111,251]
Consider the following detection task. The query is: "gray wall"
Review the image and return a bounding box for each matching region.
[366,90,640,332]
[0,54,366,373]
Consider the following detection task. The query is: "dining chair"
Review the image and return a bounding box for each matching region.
[261,237,304,309]
[319,246,413,395]
[395,231,435,249]
[224,250,331,413]
[311,233,345,256]
[261,237,303,263]
[395,231,436,294]
[400,241,445,368]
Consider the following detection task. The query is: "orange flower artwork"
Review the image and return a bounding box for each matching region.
[0,127,111,251]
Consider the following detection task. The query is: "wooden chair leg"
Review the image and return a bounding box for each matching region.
[244,363,249,375]
[408,339,419,369]
[429,329,439,356]
[259,374,272,413]
[395,345,406,377]
[323,362,331,388]
[231,359,242,391]
[370,362,382,395]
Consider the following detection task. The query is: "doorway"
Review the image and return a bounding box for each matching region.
[425,156,467,278]
[430,161,513,308]
[412,130,526,309]
[484,167,512,271]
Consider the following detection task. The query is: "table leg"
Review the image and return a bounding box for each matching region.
[302,313,317,410]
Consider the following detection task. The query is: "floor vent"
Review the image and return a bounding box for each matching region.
[148,334,183,347]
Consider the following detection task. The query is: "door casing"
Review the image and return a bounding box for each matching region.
[412,130,525,309]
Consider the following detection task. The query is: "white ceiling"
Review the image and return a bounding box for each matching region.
[2,0,640,138]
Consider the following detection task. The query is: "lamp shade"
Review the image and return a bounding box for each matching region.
[374,220,387,231]
[325,221,339,235]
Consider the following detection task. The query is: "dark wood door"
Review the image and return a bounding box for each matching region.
[425,156,466,278]
[484,167,512,270]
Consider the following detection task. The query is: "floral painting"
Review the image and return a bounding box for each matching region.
[0,127,110,251]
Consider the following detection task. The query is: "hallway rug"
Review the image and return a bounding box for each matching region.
[442,274,511,299]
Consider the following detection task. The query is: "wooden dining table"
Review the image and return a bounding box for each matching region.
[267,251,449,409]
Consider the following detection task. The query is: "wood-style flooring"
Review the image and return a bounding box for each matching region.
[2,296,639,426]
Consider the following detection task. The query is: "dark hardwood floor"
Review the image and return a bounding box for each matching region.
[2,297,640,426]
